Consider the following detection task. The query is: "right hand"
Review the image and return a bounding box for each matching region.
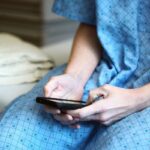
[44,73,84,126]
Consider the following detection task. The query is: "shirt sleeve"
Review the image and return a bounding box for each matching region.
[52,0,96,25]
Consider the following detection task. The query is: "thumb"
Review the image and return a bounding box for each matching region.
[87,85,109,104]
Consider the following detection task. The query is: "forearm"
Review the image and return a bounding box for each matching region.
[65,23,102,87]
[136,83,150,109]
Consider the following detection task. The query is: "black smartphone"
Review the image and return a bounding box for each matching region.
[36,97,88,110]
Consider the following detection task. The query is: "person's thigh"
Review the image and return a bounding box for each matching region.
[0,65,95,150]
[85,107,150,150]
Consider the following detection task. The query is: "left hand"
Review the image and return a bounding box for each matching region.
[65,84,144,128]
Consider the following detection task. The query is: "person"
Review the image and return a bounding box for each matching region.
[0,0,150,149]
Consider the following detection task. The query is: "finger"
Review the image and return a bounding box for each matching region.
[60,121,71,125]
[67,100,106,119]
[69,124,80,129]
[60,118,80,125]
[105,110,131,124]
[81,107,125,122]
[80,111,112,123]
[100,109,130,126]
[80,114,101,122]
[101,116,119,126]
[44,78,58,97]
[45,105,61,115]
[53,114,73,122]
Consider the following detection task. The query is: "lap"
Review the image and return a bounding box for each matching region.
[0,65,150,150]
[0,65,95,150]
[85,107,150,150]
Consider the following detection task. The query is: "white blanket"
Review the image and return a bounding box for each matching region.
[0,33,54,85]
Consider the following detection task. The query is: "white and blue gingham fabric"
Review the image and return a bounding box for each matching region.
[0,0,150,149]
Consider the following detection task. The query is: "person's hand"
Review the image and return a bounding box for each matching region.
[44,73,84,126]
[66,84,144,128]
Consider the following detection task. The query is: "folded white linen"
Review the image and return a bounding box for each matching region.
[0,61,53,76]
[0,33,22,45]
[0,33,55,85]
[0,43,52,66]
[0,69,49,85]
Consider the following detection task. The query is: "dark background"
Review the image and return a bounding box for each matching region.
[0,0,78,46]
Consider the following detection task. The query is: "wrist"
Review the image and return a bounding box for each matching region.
[132,86,150,111]
[64,63,91,87]
[64,71,86,88]
[138,85,150,107]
